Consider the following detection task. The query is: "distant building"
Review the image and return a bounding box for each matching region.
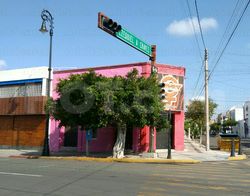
[217,112,228,124]
[228,107,244,135]
[228,107,244,122]
[243,101,250,138]
[0,67,50,149]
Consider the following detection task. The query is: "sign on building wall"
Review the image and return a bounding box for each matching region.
[158,74,184,111]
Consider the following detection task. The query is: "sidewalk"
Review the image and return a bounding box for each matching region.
[0,138,247,164]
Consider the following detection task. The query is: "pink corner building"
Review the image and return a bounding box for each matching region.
[50,62,185,153]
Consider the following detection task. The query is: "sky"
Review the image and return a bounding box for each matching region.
[0,0,250,115]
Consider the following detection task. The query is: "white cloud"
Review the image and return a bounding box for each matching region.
[191,96,205,101]
[0,59,7,69]
[166,17,218,36]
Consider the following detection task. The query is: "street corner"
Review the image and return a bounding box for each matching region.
[228,154,247,161]
[113,157,201,164]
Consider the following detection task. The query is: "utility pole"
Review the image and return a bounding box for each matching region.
[205,48,210,151]
[149,45,156,153]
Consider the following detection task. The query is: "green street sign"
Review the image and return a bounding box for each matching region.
[98,12,153,58]
[116,28,152,57]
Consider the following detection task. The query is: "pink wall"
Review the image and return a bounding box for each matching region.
[77,127,116,152]
[173,111,185,150]
[49,119,65,152]
[157,63,185,76]
[50,62,185,152]
[52,63,145,98]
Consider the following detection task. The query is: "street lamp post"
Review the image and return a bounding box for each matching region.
[39,9,54,156]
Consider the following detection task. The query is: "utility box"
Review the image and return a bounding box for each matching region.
[217,134,239,151]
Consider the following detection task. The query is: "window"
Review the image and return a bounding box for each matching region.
[0,83,42,98]
[92,129,98,139]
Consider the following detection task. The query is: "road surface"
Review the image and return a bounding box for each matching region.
[0,158,249,195]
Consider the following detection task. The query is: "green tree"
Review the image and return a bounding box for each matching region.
[185,99,217,139]
[210,119,238,134]
[222,119,238,133]
[99,69,166,158]
[48,69,166,158]
[47,71,110,130]
[210,122,221,135]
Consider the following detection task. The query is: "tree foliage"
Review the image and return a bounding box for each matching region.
[210,119,238,134]
[185,99,217,138]
[47,69,167,158]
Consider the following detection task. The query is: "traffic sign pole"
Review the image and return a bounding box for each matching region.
[149,45,156,153]
[98,12,157,154]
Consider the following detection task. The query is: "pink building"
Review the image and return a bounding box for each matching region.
[50,62,185,153]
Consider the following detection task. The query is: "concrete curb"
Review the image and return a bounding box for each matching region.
[114,158,201,164]
[8,155,201,164]
[228,154,247,161]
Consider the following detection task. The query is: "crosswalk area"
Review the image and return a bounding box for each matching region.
[138,160,250,196]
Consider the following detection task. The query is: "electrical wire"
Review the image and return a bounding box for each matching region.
[210,0,241,66]
[194,0,206,49]
[209,0,250,80]
[186,0,204,99]
[197,84,205,98]
[186,0,203,61]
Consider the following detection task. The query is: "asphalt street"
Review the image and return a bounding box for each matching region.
[0,158,250,196]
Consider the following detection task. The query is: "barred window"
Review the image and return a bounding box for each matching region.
[0,83,42,98]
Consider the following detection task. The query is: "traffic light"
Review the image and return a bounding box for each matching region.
[103,18,122,32]
[159,83,166,100]
[98,12,122,34]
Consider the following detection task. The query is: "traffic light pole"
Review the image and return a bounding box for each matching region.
[167,110,172,159]
[149,45,156,153]
[98,13,157,153]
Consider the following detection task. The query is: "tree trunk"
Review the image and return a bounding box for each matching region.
[200,127,202,144]
[113,124,127,159]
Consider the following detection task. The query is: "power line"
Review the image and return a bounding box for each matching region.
[194,0,206,49]
[209,0,250,80]
[214,99,246,103]
[186,0,203,61]
[185,0,204,99]
[196,83,205,99]
[223,52,250,56]
[210,0,241,66]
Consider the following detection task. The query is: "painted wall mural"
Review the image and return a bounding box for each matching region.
[158,74,184,111]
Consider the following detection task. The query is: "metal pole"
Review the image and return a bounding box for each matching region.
[41,10,53,156]
[149,45,156,153]
[167,110,172,159]
[86,131,89,156]
[238,137,242,155]
[230,138,235,157]
[205,48,210,151]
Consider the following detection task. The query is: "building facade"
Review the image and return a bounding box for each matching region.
[50,62,185,153]
[228,107,244,134]
[243,101,250,138]
[228,107,244,122]
[0,67,50,148]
